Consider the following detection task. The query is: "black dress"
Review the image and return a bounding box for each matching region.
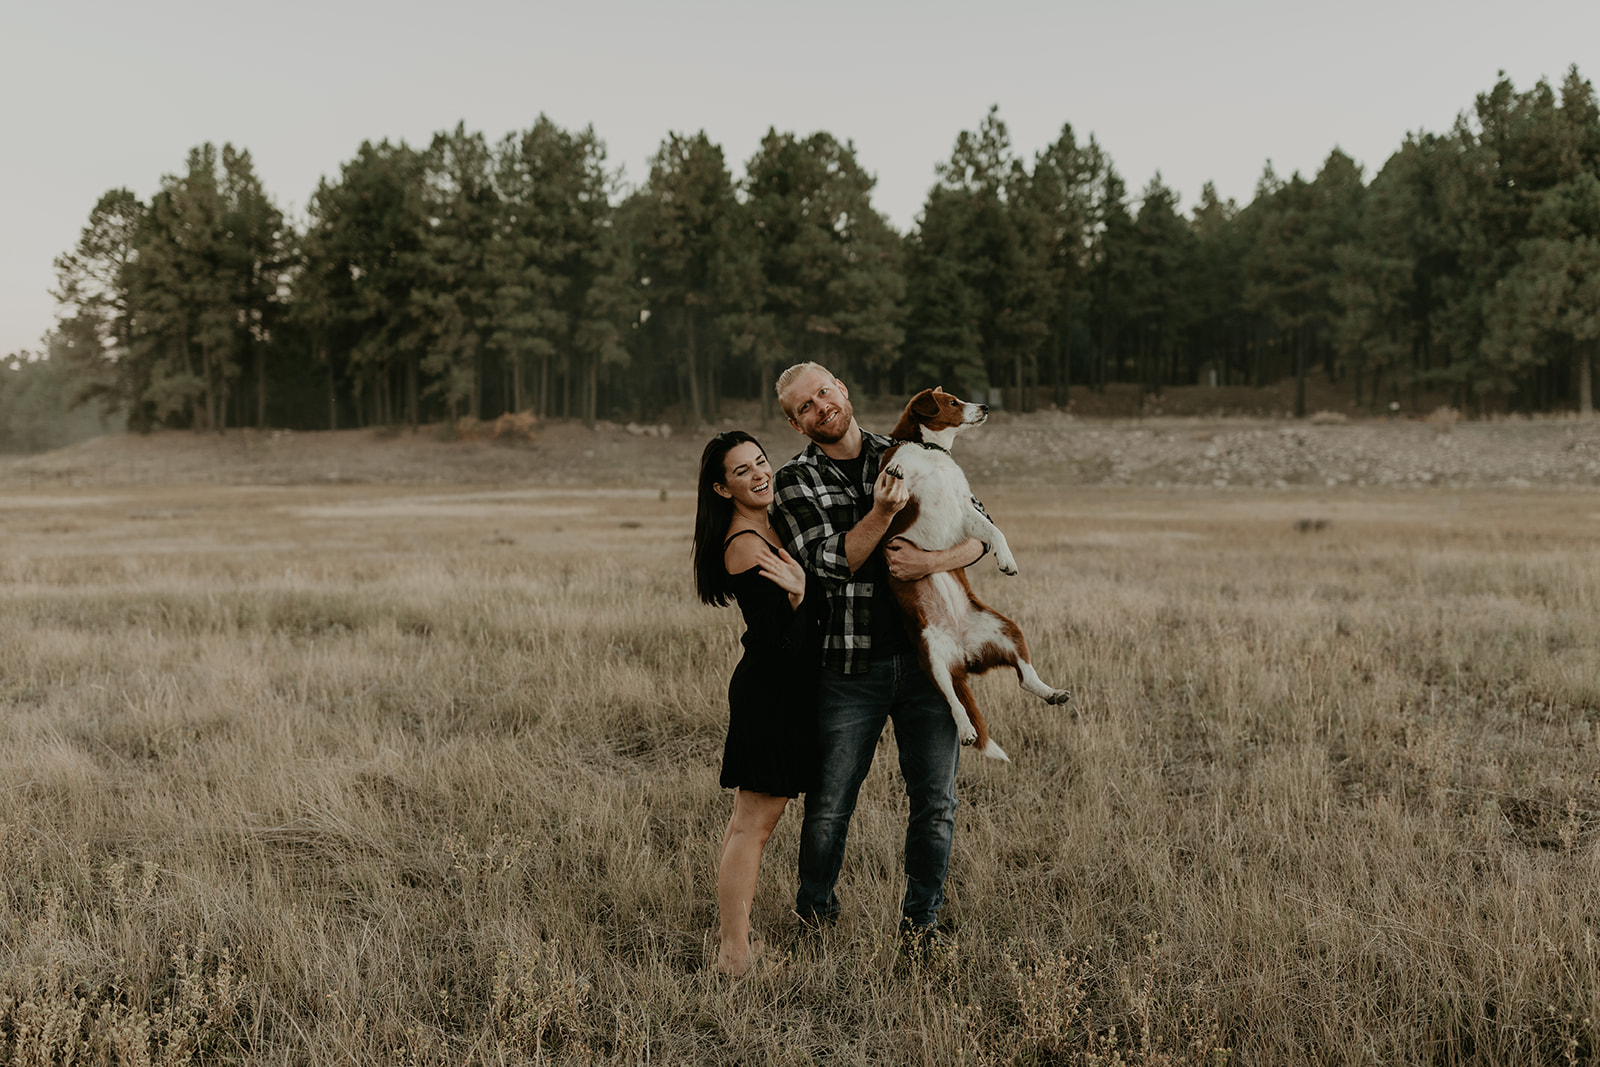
[719,531,821,798]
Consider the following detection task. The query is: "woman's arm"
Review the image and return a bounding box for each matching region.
[724,537,806,611]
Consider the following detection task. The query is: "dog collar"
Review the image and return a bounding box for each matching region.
[914,440,949,453]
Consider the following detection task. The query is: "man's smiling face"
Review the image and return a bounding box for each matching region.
[783,368,854,445]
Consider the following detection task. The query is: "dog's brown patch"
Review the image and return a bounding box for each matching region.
[889,388,969,441]
[876,386,1065,759]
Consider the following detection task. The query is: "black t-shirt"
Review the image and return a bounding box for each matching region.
[828,451,913,658]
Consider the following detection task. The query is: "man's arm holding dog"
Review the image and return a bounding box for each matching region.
[843,467,982,576]
[841,465,910,573]
[884,537,985,581]
[877,464,987,580]
[772,459,983,581]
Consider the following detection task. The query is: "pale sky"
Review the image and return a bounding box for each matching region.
[3,0,1597,360]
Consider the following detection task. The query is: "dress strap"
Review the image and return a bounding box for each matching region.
[723,528,781,553]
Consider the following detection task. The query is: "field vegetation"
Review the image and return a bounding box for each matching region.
[2,458,1599,1063]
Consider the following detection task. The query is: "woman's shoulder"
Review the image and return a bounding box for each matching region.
[723,529,776,575]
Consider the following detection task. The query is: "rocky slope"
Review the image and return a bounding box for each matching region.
[4,414,1599,492]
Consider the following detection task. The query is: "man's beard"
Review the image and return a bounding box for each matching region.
[809,402,853,444]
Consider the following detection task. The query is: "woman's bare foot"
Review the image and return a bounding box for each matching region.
[714,932,764,977]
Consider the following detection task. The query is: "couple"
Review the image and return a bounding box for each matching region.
[692,362,988,976]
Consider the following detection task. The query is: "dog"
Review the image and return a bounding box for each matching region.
[879,387,1070,761]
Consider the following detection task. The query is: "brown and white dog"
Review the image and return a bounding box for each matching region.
[879,387,1070,761]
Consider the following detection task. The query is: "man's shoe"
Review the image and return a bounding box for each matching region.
[897,919,952,966]
[791,911,835,958]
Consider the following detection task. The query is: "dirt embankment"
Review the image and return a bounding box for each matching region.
[957,413,1600,490]
[4,413,1600,492]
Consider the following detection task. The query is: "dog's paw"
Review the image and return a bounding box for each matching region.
[1047,688,1072,705]
[996,553,1018,576]
[958,725,978,746]
[884,464,903,480]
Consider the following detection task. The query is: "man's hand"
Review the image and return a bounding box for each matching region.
[870,463,910,520]
[885,536,985,581]
[844,462,911,573]
[884,538,936,581]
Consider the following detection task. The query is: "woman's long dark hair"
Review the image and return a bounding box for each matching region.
[694,430,764,606]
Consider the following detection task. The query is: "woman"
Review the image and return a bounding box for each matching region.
[693,430,819,976]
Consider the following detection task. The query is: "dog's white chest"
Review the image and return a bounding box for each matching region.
[895,446,977,552]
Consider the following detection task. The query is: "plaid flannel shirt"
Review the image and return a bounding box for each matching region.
[771,431,991,675]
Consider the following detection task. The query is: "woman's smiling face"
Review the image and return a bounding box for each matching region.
[716,441,774,509]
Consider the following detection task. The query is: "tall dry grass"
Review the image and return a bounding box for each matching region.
[1,483,1598,1064]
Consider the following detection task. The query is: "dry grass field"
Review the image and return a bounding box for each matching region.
[3,429,1600,1064]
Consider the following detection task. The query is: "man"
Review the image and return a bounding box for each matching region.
[769,361,987,950]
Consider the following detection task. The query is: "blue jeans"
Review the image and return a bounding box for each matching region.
[796,652,960,929]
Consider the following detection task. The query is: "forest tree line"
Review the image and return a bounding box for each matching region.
[21,66,1600,435]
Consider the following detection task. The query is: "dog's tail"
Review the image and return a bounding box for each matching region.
[978,739,1010,762]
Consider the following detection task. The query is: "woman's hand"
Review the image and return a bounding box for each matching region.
[756,544,806,609]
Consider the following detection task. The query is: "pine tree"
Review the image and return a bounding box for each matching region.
[218,146,290,428]
[741,129,904,410]
[1086,165,1134,390]
[1189,181,1246,388]
[414,124,497,421]
[635,132,745,423]
[493,117,629,424]
[51,189,146,422]
[1024,125,1107,404]
[298,140,429,428]
[1485,173,1600,411]
[907,107,1055,406]
[124,144,288,431]
[1126,174,1199,396]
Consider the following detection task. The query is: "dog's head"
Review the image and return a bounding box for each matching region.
[890,386,989,446]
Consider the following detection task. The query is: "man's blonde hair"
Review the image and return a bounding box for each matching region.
[775,362,836,418]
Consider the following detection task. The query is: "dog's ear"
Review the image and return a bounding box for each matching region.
[911,390,940,417]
